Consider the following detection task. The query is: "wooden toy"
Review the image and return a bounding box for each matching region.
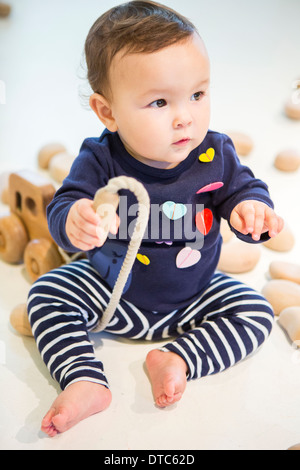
[217,238,261,274]
[274,149,300,172]
[285,99,300,120]
[278,306,300,346]
[37,142,67,169]
[37,142,75,183]
[288,443,300,450]
[10,303,33,337]
[48,151,75,184]
[285,78,300,120]
[262,279,300,316]
[9,175,150,336]
[0,2,11,17]
[0,170,64,281]
[226,131,254,156]
[263,224,295,252]
[269,260,300,284]
[0,171,9,204]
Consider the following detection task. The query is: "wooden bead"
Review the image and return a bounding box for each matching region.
[227,131,254,156]
[288,443,300,450]
[278,307,300,346]
[48,151,74,183]
[274,149,300,172]
[217,239,261,273]
[285,98,300,120]
[263,225,295,252]
[269,260,300,284]
[262,280,300,316]
[37,143,67,169]
[0,3,11,17]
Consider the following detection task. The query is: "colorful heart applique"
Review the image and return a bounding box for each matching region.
[176,247,201,269]
[162,201,187,220]
[195,208,213,235]
[136,253,150,265]
[199,148,215,163]
[197,182,224,194]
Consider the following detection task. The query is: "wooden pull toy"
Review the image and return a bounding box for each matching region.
[9,176,150,336]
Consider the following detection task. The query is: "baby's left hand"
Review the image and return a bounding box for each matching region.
[230,200,284,241]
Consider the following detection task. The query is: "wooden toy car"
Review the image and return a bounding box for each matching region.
[0,170,64,282]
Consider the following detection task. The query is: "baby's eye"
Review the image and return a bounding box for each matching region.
[191,91,204,101]
[149,99,167,108]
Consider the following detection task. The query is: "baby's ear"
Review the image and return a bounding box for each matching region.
[89,93,118,132]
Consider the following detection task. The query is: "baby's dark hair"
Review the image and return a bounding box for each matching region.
[84,0,197,99]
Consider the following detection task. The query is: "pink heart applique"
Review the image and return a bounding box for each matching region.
[195,209,213,235]
[196,182,224,194]
[176,247,201,269]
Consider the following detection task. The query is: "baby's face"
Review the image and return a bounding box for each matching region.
[109,33,211,169]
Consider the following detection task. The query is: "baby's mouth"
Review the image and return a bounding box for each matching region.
[173,138,191,146]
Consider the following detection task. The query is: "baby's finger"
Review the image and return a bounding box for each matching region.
[265,209,284,238]
[239,202,256,234]
[73,216,103,244]
[69,235,98,252]
[76,198,101,225]
[252,206,265,241]
[69,222,103,248]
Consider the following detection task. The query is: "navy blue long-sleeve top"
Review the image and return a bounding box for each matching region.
[47,129,273,313]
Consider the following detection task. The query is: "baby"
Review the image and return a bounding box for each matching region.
[28,0,283,437]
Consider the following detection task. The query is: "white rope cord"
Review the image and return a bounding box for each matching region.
[92,176,150,332]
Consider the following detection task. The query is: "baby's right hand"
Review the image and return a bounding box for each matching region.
[65,198,119,251]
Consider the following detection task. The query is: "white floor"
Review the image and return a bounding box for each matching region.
[0,0,300,450]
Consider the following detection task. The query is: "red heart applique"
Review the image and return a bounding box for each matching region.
[195,209,213,235]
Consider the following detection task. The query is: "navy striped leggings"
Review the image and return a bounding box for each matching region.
[27,259,274,390]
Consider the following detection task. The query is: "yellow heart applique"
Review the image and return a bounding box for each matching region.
[199,147,215,163]
[136,254,150,265]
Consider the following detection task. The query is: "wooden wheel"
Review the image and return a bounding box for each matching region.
[10,303,33,337]
[24,238,63,282]
[0,213,28,263]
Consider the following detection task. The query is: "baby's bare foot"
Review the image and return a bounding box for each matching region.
[146,349,188,407]
[41,381,112,437]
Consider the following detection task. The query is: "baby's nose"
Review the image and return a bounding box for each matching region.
[173,110,192,128]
